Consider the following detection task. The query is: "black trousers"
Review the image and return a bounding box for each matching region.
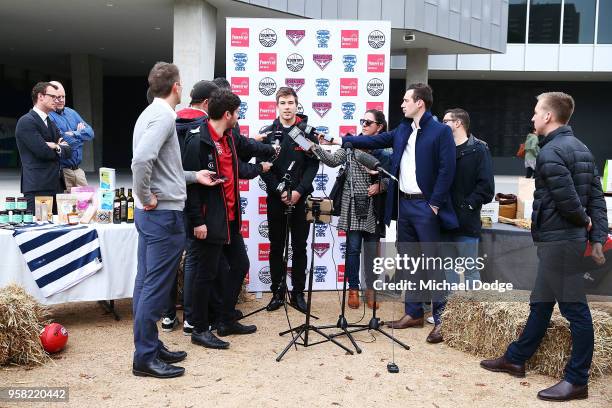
[266,195,308,294]
[191,221,249,331]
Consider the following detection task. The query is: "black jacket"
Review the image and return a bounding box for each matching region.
[447,135,495,237]
[182,123,274,244]
[531,126,608,244]
[15,110,72,193]
[258,114,319,198]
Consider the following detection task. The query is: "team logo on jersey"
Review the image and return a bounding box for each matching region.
[342,54,357,72]
[341,102,356,120]
[258,220,269,238]
[313,54,332,70]
[316,29,330,48]
[285,78,305,93]
[286,53,304,72]
[238,102,248,119]
[312,243,331,258]
[259,266,271,284]
[367,78,384,96]
[233,53,248,71]
[258,77,277,96]
[259,28,277,47]
[312,102,332,118]
[314,266,328,283]
[368,30,385,49]
[315,78,330,96]
[286,29,305,46]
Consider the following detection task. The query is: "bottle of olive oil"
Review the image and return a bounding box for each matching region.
[120,187,128,222]
[113,189,121,224]
[126,188,135,223]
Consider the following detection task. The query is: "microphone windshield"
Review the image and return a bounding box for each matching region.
[354,149,381,171]
[343,142,353,150]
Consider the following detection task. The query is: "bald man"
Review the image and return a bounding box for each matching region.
[48,81,95,190]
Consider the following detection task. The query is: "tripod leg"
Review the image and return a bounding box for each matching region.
[276,326,306,362]
[310,327,355,355]
[373,328,410,350]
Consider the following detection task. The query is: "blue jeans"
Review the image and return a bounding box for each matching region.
[133,209,185,364]
[440,234,480,286]
[345,230,379,289]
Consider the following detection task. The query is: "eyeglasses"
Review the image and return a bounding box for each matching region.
[360,119,379,127]
[442,118,457,124]
[44,93,65,101]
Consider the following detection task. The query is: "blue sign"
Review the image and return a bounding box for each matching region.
[342,54,357,72]
[315,78,330,96]
[233,53,247,71]
[316,29,330,48]
[341,102,356,120]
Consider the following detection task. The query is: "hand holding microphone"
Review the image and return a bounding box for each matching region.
[353,149,398,182]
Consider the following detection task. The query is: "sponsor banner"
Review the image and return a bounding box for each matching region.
[341,30,359,48]
[259,53,277,72]
[239,125,250,138]
[339,125,357,137]
[258,243,271,261]
[231,77,249,95]
[259,28,277,47]
[241,220,249,238]
[239,179,249,191]
[259,101,277,120]
[258,196,267,215]
[339,78,358,97]
[337,264,345,283]
[367,54,385,72]
[231,28,249,47]
[366,101,384,112]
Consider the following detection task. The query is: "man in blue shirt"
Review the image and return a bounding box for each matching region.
[49,81,95,190]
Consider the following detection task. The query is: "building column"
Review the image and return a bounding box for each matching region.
[70,54,103,172]
[173,0,217,110]
[405,48,429,86]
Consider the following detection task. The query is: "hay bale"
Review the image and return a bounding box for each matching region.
[442,292,612,379]
[0,283,50,366]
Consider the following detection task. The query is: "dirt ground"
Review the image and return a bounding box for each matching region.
[1,293,611,408]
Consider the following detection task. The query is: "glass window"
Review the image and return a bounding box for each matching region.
[508,0,528,43]
[528,0,562,44]
[563,0,596,44]
[598,0,612,44]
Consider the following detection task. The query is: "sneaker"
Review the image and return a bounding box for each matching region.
[426,316,435,325]
[183,320,194,336]
[161,316,179,332]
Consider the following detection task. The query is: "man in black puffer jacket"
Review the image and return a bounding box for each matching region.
[481,92,607,402]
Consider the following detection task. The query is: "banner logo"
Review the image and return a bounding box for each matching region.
[239,125,249,138]
[238,102,248,119]
[259,266,271,285]
[259,196,267,214]
[340,242,346,259]
[258,176,267,192]
[314,265,328,283]
[241,220,249,238]
[285,78,305,93]
[367,78,384,96]
[313,54,332,70]
[316,29,330,48]
[339,126,357,137]
[231,28,249,47]
[259,53,277,72]
[259,101,277,120]
[297,103,304,114]
[337,265,345,282]
[231,77,249,96]
[368,30,385,49]
[316,126,329,137]
[259,28,277,47]
[286,53,304,72]
[341,30,359,48]
[366,101,384,112]
[233,53,248,71]
[258,243,271,261]
[258,77,277,96]
[258,220,269,238]
[314,174,329,191]
[341,102,356,120]
[313,243,331,258]
[367,54,385,73]
[239,179,249,191]
[312,102,332,118]
[315,78,330,96]
[286,29,305,46]
[239,197,248,214]
[342,54,357,72]
[340,78,358,97]
[315,222,328,238]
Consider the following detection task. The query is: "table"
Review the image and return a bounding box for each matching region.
[0,223,138,306]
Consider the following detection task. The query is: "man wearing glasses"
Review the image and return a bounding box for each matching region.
[15,82,72,212]
[48,81,95,190]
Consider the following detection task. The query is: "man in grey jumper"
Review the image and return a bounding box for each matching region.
[131,62,220,379]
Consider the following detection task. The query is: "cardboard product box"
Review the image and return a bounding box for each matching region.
[99,167,116,191]
[98,189,115,211]
[518,199,534,220]
[481,201,500,223]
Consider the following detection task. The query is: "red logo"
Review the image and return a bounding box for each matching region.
[231,28,249,47]
[258,243,271,261]
[366,101,384,112]
[313,54,333,70]
[259,53,277,72]
[239,179,249,191]
[285,78,305,93]
[231,77,249,95]
[312,102,332,118]
[337,265,345,282]
[339,126,357,137]
[259,197,267,214]
[367,54,385,72]
[259,101,277,120]
[341,30,359,48]
[241,221,249,238]
[339,78,358,97]
[239,125,249,138]
[338,229,347,237]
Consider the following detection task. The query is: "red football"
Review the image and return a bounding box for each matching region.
[40,323,68,353]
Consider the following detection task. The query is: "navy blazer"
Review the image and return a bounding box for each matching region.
[15,110,72,193]
[343,111,458,230]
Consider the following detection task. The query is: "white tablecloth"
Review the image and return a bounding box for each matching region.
[0,223,138,305]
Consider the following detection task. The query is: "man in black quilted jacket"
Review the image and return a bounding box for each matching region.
[480,92,607,402]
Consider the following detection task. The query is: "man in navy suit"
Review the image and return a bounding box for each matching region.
[343,83,457,344]
[15,82,72,212]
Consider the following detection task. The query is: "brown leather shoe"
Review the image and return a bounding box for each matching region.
[537,380,588,402]
[365,289,379,309]
[386,314,424,329]
[348,289,360,309]
[480,356,526,378]
[426,324,443,343]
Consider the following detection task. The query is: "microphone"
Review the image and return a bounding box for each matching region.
[297,122,335,143]
[288,126,314,151]
[354,149,398,182]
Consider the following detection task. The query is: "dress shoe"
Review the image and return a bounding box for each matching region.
[132,358,184,379]
[191,329,230,349]
[537,380,588,402]
[480,355,526,378]
[386,314,424,329]
[216,321,257,337]
[348,289,360,309]
[158,344,187,364]
[266,292,284,311]
[290,292,307,312]
[365,289,379,310]
[426,324,443,344]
